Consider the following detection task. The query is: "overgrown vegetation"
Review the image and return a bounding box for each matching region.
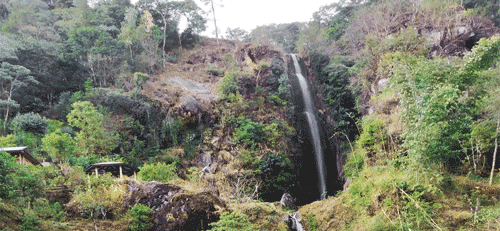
[2,0,500,230]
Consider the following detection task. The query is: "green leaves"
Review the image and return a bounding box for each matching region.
[127,204,153,231]
[42,129,75,163]
[209,211,254,231]
[12,112,48,135]
[459,35,500,85]
[138,162,178,183]
[67,101,117,156]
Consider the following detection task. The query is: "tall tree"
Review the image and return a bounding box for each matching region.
[67,101,117,157]
[200,0,222,44]
[0,62,38,130]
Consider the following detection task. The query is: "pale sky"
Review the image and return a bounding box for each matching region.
[132,0,338,37]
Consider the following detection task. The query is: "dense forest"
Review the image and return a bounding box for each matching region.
[1,0,500,230]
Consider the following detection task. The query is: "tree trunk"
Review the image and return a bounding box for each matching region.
[489,118,500,185]
[210,0,219,45]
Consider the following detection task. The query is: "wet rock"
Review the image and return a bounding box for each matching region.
[280,193,296,210]
[199,151,212,168]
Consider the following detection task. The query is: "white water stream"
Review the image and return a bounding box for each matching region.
[291,54,326,199]
[290,212,304,231]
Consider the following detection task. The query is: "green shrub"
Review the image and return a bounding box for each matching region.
[306,214,319,231]
[209,211,254,231]
[42,129,75,163]
[233,117,265,148]
[20,209,41,231]
[138,162,178,183]
[239,149,258,168]
[127,204,153,231]
[12,112,48,135]
[0,151,17,199]
[344,149,366,178]
[204,65,225,76]
[358,115,386,151]
[218,71,252,95]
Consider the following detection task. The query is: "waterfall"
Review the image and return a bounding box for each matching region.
[290,212,304,231]
[291,54,327,199]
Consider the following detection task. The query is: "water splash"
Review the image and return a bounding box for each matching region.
[291,54,326,199]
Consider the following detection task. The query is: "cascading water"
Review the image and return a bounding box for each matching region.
[290,213,304,231]
[291,54,327,199]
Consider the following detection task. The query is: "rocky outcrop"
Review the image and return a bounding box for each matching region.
[125,180,227,231]
[280,193,296,210]
[421,16,500,57]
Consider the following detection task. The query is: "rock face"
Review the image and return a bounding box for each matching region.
[280,193,296,210]
[125,180,227,231]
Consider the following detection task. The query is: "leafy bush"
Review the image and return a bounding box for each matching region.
[357,115,386,152]
[218,70,252,95]
[161,118,183,147]
[12,112,48,135]
[258,154,295,201]
[0,151,17,199]
[209,211,254,231]
[233,117,265,148]
[72,174,127,219]
[20,209,41,231]
[68,154,99,169]
[138,162,178,183]
[182,129,203,158]
[42,129,75,163]
[127,204,153,231]
[204,65,225,77]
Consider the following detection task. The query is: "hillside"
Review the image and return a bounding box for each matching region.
[2,0,500,230]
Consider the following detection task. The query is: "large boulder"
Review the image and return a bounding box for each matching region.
[125,180,227,231]
[280,193,296,210]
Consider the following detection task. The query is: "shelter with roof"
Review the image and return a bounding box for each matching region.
[0,146,40,166]
[84,162,139,179]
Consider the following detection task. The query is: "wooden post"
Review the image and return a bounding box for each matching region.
[19,154,22,165]
[134,172,137,180]
[95,168,98,177]
[119,166,123,179]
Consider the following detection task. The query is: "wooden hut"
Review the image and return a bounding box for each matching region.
[84,162,139,179]
[0,146,40,166]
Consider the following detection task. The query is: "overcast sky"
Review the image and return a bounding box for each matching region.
[132,0,338,37]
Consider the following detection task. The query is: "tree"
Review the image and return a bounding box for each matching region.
[67,101,117,157]
[200,0,222,44]
[4,0,60,42]
[42,129,75,163]
[0,62,38,130]
[12,112,48,135]
[225,27,248,42]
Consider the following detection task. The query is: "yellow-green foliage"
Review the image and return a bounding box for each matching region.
[71,174,127,219]
[138,162,178,183]
[67,101,118,157]
[0,134,15,147]
[345,114,387,178]
[42,129,75,163]
[264,121,295,150]
[228,201,289,231]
